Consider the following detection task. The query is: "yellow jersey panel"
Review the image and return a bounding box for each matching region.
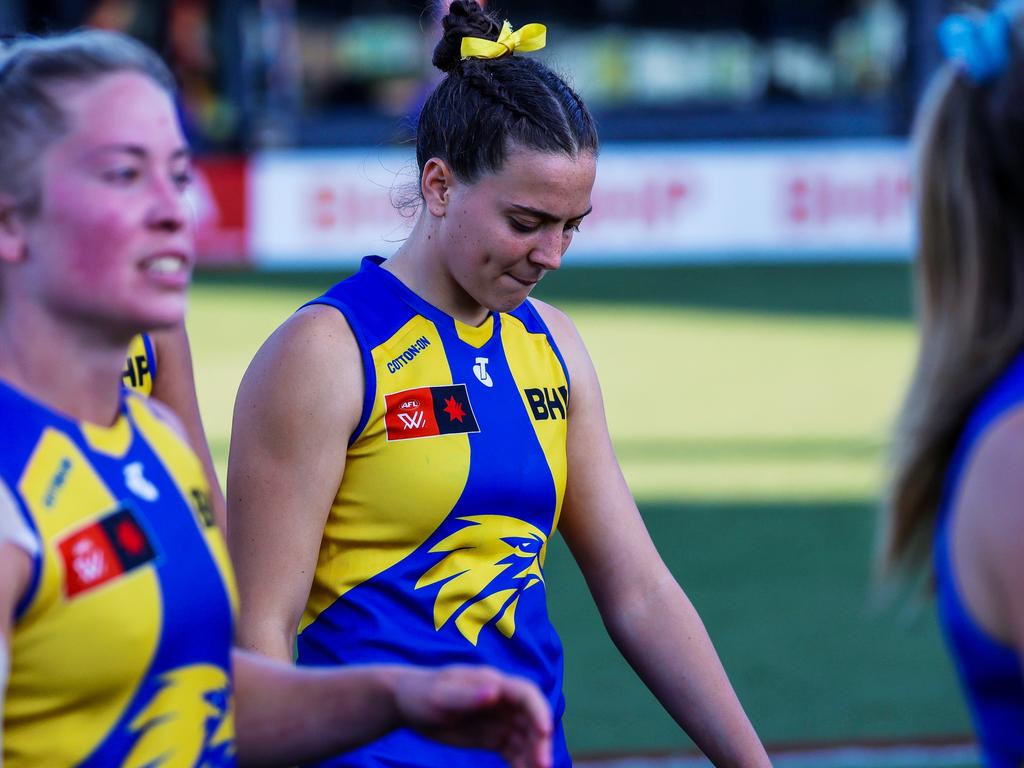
[11,428,162,762]
[301,315,470,631]
[501,312,569,538]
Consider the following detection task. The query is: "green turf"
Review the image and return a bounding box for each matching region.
[547,501,970,756]
[534,261,916,320]
[201,260,915,319]
[186,262,972,760]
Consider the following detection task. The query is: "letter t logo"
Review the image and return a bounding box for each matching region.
[473,357,493,388]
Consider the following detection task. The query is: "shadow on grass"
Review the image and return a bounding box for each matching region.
[196,261,914,321]
[533,262,913,319]
[547,499,967,756]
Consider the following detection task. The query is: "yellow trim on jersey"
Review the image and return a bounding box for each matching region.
[502,313,569,537]
[454,314,494,348]
[80,415,132,457]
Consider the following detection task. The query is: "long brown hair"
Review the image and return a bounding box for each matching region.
[882,16,1024,579]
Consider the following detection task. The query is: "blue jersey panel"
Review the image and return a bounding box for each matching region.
[935,352,1024,767]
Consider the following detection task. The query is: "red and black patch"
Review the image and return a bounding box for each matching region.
[384,384,480,441]
[57,505,156,599]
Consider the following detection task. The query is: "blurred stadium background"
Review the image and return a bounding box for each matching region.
[1,1,983,765]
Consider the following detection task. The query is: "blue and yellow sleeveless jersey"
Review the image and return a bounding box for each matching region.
[122,333,157,395]
[297,256,572,767]
[0,379,237,767]
[935,350,1024,767]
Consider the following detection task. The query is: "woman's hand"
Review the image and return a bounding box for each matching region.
[392,664,553,768]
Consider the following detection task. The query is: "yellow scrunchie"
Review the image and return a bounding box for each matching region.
[460,20,547,60]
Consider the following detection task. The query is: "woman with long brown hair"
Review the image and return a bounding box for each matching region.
[883,3,1024,763]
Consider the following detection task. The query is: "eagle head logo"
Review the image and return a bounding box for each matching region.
[415,514,548,645]
[126,664,234,767]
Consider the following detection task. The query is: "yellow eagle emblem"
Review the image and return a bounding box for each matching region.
[126,664,234,767]
[415,514,548,645]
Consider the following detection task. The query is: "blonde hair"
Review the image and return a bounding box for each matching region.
[881,16,1024,578]
[0,30,175,214]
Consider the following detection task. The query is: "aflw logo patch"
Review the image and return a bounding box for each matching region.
[384,384,480,441]
[56,505,156,599]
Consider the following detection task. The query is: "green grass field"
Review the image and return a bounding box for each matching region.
[187,262,974,765]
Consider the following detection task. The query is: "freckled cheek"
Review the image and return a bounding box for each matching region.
[449,218,520,276]
[494,234,531,269]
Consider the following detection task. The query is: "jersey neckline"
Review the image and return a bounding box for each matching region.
[362,256,501,350]
[0,377,133,457]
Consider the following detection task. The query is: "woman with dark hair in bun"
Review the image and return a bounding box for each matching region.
[882,3,1024,765]
[0,28,554,768]
[229,3,769,766]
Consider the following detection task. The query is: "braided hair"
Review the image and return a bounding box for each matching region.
[417,0,598,184]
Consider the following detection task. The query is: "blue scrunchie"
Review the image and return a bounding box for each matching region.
[938,1,1020,83]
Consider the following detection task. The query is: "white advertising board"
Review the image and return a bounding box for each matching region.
[250,149,417,268]
[250,142,912,268]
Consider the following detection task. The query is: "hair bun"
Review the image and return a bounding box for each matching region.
[432,0,501,73]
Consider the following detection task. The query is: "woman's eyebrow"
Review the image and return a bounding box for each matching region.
[91,144,192,161]
[506,202,593,222]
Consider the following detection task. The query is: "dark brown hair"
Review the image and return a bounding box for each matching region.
[416,0,598,184]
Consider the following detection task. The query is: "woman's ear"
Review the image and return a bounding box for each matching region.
[0,194,28,265]
[421,158,454,218]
